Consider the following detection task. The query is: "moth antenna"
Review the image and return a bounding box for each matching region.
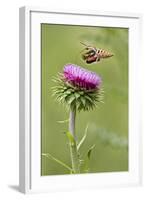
[80,42,89,47]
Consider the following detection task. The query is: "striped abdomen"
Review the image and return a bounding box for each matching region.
[96,49,113,59]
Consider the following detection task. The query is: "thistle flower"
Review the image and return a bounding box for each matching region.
[52,64,103,111]
[63,64,101,90]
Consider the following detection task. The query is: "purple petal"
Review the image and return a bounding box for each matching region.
[63,64,102,90]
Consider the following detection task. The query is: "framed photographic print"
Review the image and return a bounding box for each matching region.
[19,7,142,193]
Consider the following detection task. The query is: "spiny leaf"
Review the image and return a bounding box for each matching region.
[77,124,89,151]
[74,92,80,99]
[87,144,96,159]
[80,144,96,173]
[65,90,72,95]
[42,153,72,172]
[66,131,75,146]
[78,91,84,95]
[67,94,76,105]
[80,96,86,107]
[85,95,93,103]
[57,119,69,123]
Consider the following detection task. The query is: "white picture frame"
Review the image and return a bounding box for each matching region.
[19,6,142,194]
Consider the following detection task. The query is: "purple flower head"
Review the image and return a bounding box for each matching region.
[63,64,102,90]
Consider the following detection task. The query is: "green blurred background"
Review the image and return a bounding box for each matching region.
[41,24,128,176]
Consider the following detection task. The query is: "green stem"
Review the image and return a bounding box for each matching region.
[69,109,80,173]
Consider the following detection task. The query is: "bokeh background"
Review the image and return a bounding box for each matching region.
[41,24,128,176]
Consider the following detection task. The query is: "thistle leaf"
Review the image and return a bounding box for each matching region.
[80,96,86,107]
[74,92,80,99]
[42,153,72,172]
[85,95,93,103]
[87,144,96,159]
[66,131,75,146]
[80,144,95,173]
[77,124,89,151]
[67,94,76,105]
[57,119,69,123]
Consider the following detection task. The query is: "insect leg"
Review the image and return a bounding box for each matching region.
[96,57,100,62]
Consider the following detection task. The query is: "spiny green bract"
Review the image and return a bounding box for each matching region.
[52,74,104,111]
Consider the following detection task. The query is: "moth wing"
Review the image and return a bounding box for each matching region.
[86,55,97,64]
